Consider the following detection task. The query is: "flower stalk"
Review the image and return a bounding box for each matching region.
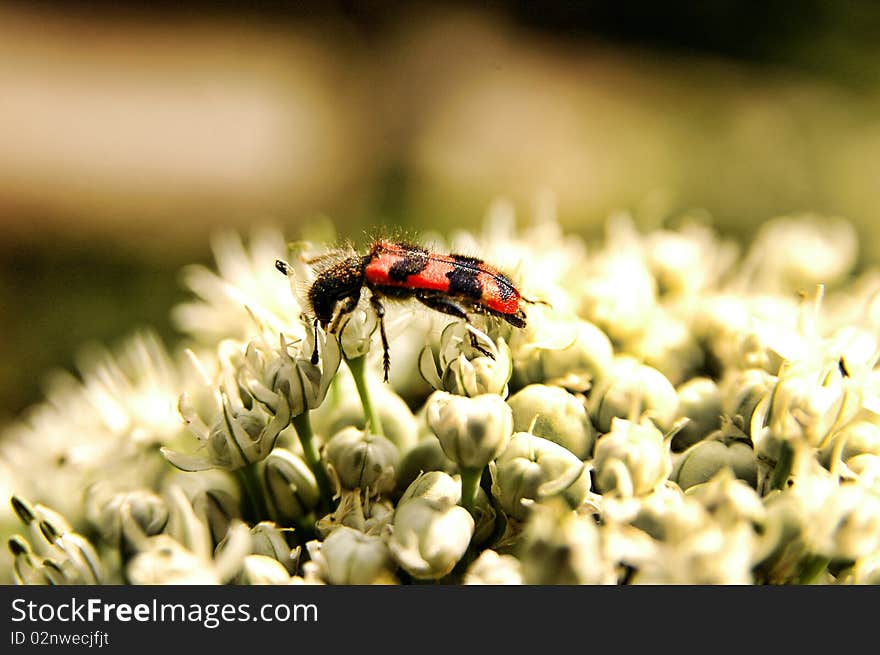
[459,467,482,518]
[235,463,270,524]
[292,410,333,512]
[345,354,384,436]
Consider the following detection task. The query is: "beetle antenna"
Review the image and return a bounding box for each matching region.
[521,295,551,307]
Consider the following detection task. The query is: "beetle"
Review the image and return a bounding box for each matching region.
[277,240,534,381]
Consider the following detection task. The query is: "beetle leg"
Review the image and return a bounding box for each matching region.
[502,308,527,328]
[369,294,392,382]
[328,295,360,335]
[415,292,495,359]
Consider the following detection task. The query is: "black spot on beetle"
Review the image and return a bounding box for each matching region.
[447,258,483,299]
[388,250,429,282]
[451,254,484,267]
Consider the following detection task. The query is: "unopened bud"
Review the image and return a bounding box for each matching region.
[394,438,458,499]
[672,377,722,451]
[323,427,399,496]
[263,448,320,524]
[398,471,461,506]
[237,555,293,585]
[490,432,591,520]
[588,357,678,433]
[463,550,523,585]
[508,384,595,458]
[426,391,513,469]
[388,497,474,580]
[518,501,613,584]
[592,417,672,497]
[671,436,757,491]
[316,526,397,584]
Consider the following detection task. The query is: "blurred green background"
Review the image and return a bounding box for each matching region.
[3,1,880,420]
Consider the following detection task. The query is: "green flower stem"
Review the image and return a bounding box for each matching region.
[796,555,830,585]
[345,354,384,436]
[236,463,269,523]
[769,440,795,491]
[292,411,333,512]
[460,466,483,517]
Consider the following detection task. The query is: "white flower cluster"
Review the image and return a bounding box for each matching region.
[3,203,880,585]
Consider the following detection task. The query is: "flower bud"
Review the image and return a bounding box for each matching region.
[241,329,340,418]
[628,484,708,542]
[442,352,511,400]
[127,535,221,584]
[339,306,380,360]
[395,470,496,547]
[399,471,461,506]
[672,377,722,451]
[684,468,765,528]
[767,365,861,448]
[420,322,513,397]
[88,489,169,554]
[323,427,399,496]
[237,554,293,585]
[588,357,678,434]
[426,391,513,470]
[811,482,880,563]
[592,417,672,497]
[518,500,614,584]
[394,438,458,499]
[755,459,839,576]
[128,520,253,584]
[263,448,320,524]
[507,384,596,459]
[249,521,298,573]
[720,368,778,433]
[463,550,523,585]
[314,526,397,584]
[388,497,474,580]
[164,381,290,471]
[190,489,240,547]
[631,522,757,584]
[162,484,216,560]
[490,432,591,520]
[671,436,757,491]
[512,319,613,393]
